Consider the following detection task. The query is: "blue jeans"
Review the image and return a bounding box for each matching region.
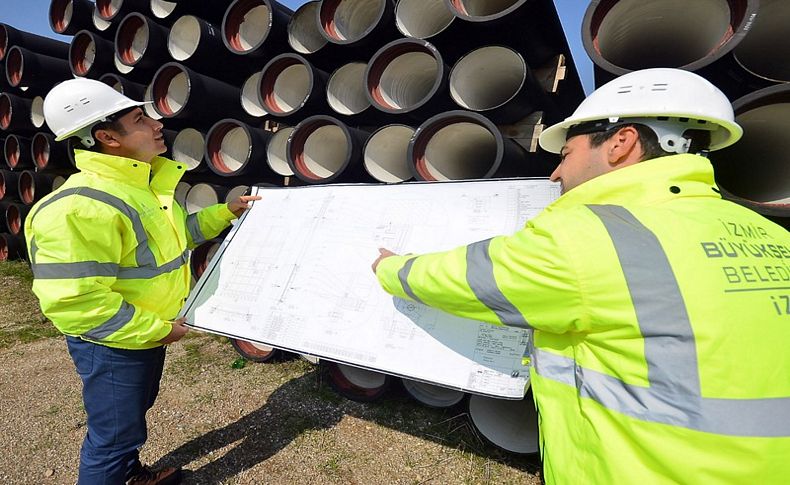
[66,336,166,484]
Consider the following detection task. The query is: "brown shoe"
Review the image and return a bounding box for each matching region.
[127,465,182,485]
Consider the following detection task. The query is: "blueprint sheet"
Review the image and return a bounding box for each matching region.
[183,179,560,398]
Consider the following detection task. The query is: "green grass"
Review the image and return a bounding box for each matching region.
[168,333,242,381]
[0,320,60,350]
[0,260,33,284]
[322,454,343,473]
[0,260,59,349]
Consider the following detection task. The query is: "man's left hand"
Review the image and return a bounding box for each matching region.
[227,195,262,217]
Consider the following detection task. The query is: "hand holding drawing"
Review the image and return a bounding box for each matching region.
[372,248,398,273]
[159,317,190,344]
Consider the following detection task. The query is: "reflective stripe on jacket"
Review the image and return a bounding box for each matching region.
[376,154,790,483]
[25,150,237,350]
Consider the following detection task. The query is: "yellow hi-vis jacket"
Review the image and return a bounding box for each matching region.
[376,154,790,484]
[25,150,237,350]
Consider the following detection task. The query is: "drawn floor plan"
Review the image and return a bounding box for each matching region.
[183,179,560,398]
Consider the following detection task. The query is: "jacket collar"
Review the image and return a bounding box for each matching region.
[547,154,721,211]
[74,150,184,191]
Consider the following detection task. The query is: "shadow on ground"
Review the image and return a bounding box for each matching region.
[158,368,539,483]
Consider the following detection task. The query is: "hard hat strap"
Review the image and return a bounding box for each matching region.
[73,107,136,148]
[75,117,109,148]
[638,121,691,154]
[566,117,718,154]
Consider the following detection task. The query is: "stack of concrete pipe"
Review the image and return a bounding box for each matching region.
[583,0,790,229]
[1,23,74,261]
[2,0,590,454]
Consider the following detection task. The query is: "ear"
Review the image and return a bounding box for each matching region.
[606,126,640,166]
[93,128,121,148]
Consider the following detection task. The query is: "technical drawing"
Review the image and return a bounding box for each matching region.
[183,179,558,398]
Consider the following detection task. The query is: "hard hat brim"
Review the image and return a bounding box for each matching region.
[539,115,743,154]
[53,100,153,142]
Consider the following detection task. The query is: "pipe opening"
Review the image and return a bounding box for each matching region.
[192,240,220,277]
[32,134,51,169]
[93,6,112,32]
[225,0,272,53]
[733,0,790,82]
[114,51,134,74]
[364,125,414,183]
[7,47,23,86]
[450,46,526,111]
[203,242,220,272]
[143,80,162,120]
[5,136,21,168]
[169,16,201,60]
[320,0,385,42]
[336,363,388,388]
[70,32,96,75]
[0,236,8,261]
[713,99,790,204]
[288,2,327,54]
[449,0,526,17]
[174,181,190,208]
[7,204,22,234]
[225,185,250,203]
[207,122,250,174]
[0,95,11,130]
[265,127,295,176]
[261,58,311,114]
[117,15,149,66]
[185,183,220,214]
[150,0,178,19]
[291,121,349,180]
[241,72,266,117]
[0,25,8,60]
[172,128,205,170]
[19,171,34,205]
[236,340,275,355]
[468,394,539,454]
[52,175,67,191]
[51,0,75,33]
[590,0,737,70]
[396,0,454,39]
[369,44,440,111]
[153,66,188,116]
[328,62,369,115]
[31,97,46,128]
[402,379,465,408]
[99,73,123,93]
[96,0,122,20]
[0,172,8,199]
[414,118,499,180]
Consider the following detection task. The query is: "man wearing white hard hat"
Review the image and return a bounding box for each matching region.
[25,78,259,485]
[372,68,790,483]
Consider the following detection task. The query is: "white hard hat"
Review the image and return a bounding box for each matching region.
[43,78,149,147]
[539,68,742,154]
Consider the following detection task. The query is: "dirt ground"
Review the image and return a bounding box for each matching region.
[0,262,541,484]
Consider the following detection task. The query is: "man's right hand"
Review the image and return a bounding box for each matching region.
[159,317,189,344]
[371,248,398,273]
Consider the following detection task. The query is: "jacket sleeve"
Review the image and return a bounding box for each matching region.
[183,203,237,249]
[375,218,588,334]
[27,206,172,347]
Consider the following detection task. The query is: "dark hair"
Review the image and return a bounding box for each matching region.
[77,107,133,152]
[588,124,712,161]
